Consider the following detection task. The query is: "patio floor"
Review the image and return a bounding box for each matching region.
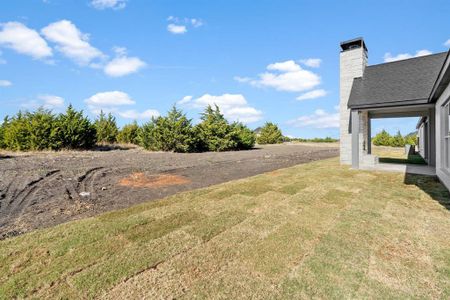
[359,163,436,176]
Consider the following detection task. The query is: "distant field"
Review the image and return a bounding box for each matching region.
[1,158,449,299]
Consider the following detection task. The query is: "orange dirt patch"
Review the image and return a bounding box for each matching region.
[267,170,281,176]
[119,173,190,188]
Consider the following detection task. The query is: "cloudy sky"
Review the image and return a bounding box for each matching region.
[1,0,449,138]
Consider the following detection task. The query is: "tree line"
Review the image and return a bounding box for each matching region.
[283,136,338,143]
[372,129,417,147]
[0,105,285,152]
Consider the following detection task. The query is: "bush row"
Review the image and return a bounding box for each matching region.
[372,130,417,147]
[138,105,256,152]
[0,105,286,152]
[0,106,96,151]
[0,106,125,151]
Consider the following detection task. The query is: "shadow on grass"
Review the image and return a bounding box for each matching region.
[379,154,426,165]
[92,144,134,151]
[94,145,264,153]
[404,173,450,210]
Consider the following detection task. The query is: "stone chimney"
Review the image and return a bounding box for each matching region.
[339,38,368,164]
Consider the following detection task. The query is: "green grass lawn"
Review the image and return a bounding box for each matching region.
[372,145,427,165]
[1,158,449,299]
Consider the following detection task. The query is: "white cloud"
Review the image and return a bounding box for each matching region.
[90,0,127,10]
[38,94,65,108]
[0,80,12,87]
[415,50,432,57]
[444,39,450,47]
[225,106,263,123]
[167,24,187,34]
[233,76,252,83]
[236,60,321,93]
[85,91,159,120]
[267,60,301,72]
[41,20,104,65]
[179,93,263,123]
[104,56,145,77]
[0,22,52,59]
[258,69,320,92]
[118,109,160,119]
[177,95,193,105]
[103,47,146,77]
[21,94,65,110]
[383,49,432,62]
[85,91,135,107]
[300,58,321,68]
[112,46,126,56]
[166,17,203,35]
[288,107,339,129]
[190,18,203,28]
[296,89,327,101]
[384,53,413,62]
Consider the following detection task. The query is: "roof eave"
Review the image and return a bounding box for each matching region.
[428,50,450,102]
[348,98,429,110]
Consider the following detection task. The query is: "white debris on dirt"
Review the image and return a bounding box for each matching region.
[79,192,90,197]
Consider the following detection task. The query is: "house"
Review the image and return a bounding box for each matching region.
[339,37,450,191]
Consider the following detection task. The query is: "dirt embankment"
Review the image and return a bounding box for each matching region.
[0,144,338,239]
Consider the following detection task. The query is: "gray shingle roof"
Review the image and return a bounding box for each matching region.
[348,52,448,109]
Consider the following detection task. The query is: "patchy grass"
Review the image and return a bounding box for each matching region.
[373,145,427,165]
[0,158,449,299]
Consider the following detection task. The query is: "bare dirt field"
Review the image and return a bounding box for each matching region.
[0,143,338,239]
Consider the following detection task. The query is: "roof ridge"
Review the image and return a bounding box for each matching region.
[367,51,448,68]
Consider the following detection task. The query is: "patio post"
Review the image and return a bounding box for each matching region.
[351,110,360,169]
[367,115,372,155]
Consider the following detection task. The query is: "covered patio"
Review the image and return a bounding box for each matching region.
[350,104,436,176]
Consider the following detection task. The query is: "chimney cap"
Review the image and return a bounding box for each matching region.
[340,37,368,53]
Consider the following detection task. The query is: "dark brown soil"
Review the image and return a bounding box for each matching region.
[0,144,338,239]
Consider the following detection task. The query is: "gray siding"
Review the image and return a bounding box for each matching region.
[435,82,450,190]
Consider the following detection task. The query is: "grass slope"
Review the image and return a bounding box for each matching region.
[0,158,449,299]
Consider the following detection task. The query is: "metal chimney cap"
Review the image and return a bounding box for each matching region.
[340,37,368,53]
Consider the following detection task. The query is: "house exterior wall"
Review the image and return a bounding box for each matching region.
[340,47,367,164]
[435,82,450,190]
[428,107,436,166]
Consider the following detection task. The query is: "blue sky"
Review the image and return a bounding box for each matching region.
[1,0,449,138]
